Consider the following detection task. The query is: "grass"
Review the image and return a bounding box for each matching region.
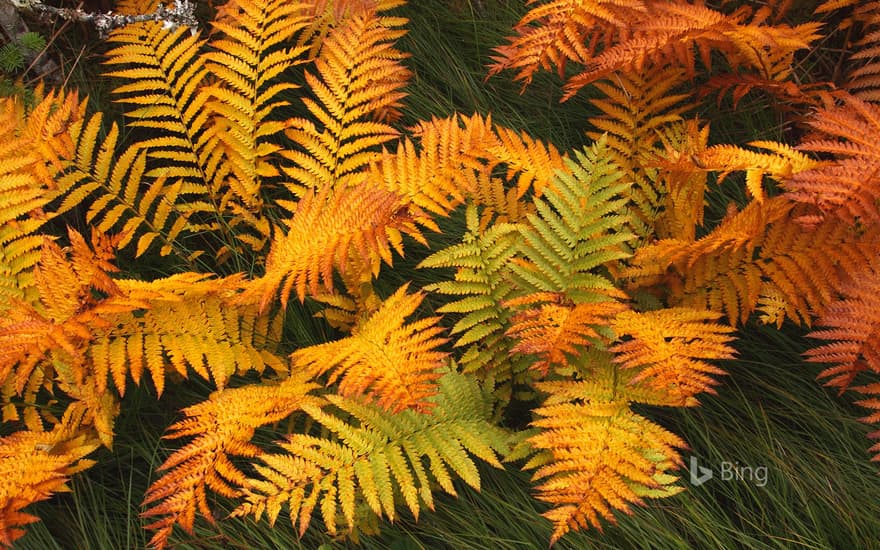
[11,1,880,549]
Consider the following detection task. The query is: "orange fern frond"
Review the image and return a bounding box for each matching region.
[805,252,880,460]
[298,0,407,60]
[0,416,99,547]
[785,95,880,225]
[610,308,736,406]
[373,114,494,221]
[0,88,87,305]
[625,196,861,326]
[282,10,410,194]
[816,0,880,102]
[562,3,821,99]
[249,182,424,309]
[142,373,321,550]
[488,0,647,87]
[0,229,134,407]
[291,285,447,413]
[651,120,710,242]
[506,294,628,377]
[491,1,820,104]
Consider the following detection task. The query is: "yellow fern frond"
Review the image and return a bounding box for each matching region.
[104,23,211,187]
[233,371,509,538]
[142,373,321,550]
[693,140,822,202]
[526,382,685,543]
[489,125,567,199]
[109,272,287,395]
[282,10,409,194]
[587,67,692,236]
[205,0,310,213]
[291,285,447,413]
[373,114,495,222]
[651,120,710,242]
[55,115,194,258]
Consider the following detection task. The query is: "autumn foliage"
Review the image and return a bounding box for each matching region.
[2,0,880,547]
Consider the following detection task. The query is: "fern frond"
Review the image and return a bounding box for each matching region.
[372,114,495,222]
[563,3,821,98]
[233,370,509,537]
[816,1,880,102]
[0,412,99,547]
[55,114,194,258]
[489,125,568,199]
[282,10,409,194]
[203,0,310,213]
[0,89,87,305]
[506,296,628,376]
[525,380,686,543]
[250,182,424,309]
[142,373,322,550]
[291,285,447,413]
[625,196,860,326]
[106,271,287,395]
[805,252,880,460]
[104,23,211,187]
[298,0,407,61]
[786,95,880,225]
[0,229,132,419]
[420,204,522,381]
[586,67,691,236]
[693,140,822,202]
[488,0,647,87]
[511,140,636,301]
[610,308,736,406]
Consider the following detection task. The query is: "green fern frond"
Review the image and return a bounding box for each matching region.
[420,204,524,390]
[512,139,636,302]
